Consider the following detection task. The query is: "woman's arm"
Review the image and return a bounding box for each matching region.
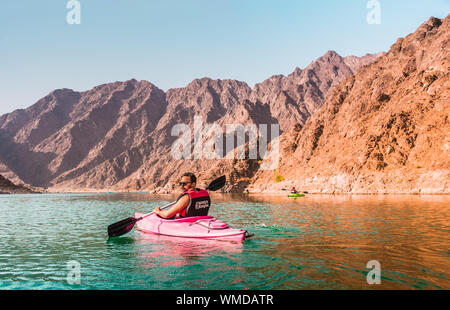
[152,195,190,219]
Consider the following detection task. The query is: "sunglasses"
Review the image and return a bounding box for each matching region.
[178,181,192,186]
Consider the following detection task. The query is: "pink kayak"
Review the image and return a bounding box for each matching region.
[135,212,251,242]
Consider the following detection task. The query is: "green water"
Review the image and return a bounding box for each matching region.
[0,193,449,290]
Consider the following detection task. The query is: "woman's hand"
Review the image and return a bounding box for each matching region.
[152,207,161,215]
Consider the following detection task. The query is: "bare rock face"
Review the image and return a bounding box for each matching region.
[0,80,167,189]
[0,47,381,191]
[0,174,38,193]
[251,15,450,194]
[249,51,384,131]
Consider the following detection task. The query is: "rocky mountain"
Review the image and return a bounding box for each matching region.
[249,51,383,131]
[0,174,38,194]
[0,50,380,191]
[250,15,450,194]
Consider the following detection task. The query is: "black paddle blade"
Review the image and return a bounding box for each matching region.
[107,217,138,238]
[206,175,226,191]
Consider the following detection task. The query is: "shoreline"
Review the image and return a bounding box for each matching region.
[6,189,449,196]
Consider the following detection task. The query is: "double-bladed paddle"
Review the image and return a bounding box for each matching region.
[107,175,226,238]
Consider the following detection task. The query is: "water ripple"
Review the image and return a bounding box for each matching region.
[0,193,449,289]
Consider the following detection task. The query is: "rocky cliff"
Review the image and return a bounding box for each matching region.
[250,15,450,194]
[0,174,38,194]
[0,50,380,192]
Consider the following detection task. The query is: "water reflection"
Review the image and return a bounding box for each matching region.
[231,194,450,289]
[133,232,244,268]
[0,193,448,289]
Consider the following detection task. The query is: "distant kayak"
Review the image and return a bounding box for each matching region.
[135,212,252,242]
[288,193,305,198]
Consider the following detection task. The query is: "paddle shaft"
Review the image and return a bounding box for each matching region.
[136,176,225,222]
[136,181,216,221]
[136,201,177,221]
[134,180,218,223]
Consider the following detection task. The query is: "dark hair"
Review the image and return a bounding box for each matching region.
[182,172,197,183]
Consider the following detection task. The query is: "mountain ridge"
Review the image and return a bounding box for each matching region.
[0,49,383,191]
[249,15,449,194]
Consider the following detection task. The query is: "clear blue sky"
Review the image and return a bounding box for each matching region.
[0,0,449,115]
